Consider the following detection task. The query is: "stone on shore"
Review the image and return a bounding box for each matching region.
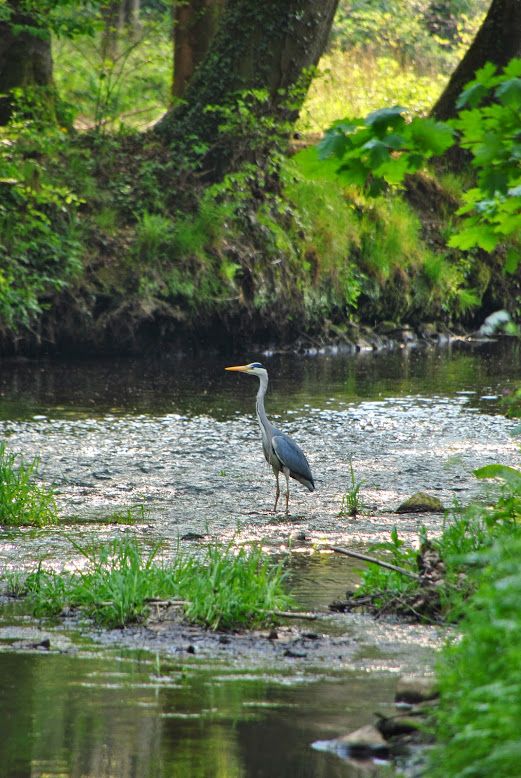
[396,492,445,514]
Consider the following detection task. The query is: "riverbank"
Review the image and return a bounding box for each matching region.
[2,124,519,357]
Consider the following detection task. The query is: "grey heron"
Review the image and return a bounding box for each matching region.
[225,362,315,515]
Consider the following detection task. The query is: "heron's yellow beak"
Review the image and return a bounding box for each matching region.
[225,364,250,372]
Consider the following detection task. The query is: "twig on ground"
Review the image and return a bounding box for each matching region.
[274,610,318,621]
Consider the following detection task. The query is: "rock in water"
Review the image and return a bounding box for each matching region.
[395,676,439,704]
[312,724,389,760]
[396,492,445,514]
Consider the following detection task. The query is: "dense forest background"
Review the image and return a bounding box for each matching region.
[0,0,519,353]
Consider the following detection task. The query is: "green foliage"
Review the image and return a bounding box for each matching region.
[430,533,521,777]
[53,9,172,130]
[332,0,486,72]
[318,58,521,262]
[300,51,447,135]
[0,443,58,527]
[319,106,454,195]
[134,211,173,261]
[10,537,293,630]
[448,59,521,257]
[355,464,521,618]
[500,386,521,418]
[174,542,293,630]
[0,98,83,331]
[356,527,419,606]
[0,0,102,38]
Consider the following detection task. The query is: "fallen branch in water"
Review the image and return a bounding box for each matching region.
[327,546,420,581]
[274,610,317,621]
[144,598,188,607]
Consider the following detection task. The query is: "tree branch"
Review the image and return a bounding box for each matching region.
[327,546,420,581]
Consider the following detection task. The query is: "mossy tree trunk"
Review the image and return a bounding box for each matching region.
[173,0,225,99]
[431,0,521,120]
[157,0,339,177]
[0,1,55,125]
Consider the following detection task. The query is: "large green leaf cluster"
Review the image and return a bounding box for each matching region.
[319,106,453,195]
[449,60,521,259]
[319,58,521,265]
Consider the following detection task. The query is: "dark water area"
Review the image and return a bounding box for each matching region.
[1,338,520,421]
[0,338,520,777]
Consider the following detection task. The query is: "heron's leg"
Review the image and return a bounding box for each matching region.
[283,467,290,516]
[273,471,280,512]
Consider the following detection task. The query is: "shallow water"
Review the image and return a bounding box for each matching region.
[0,339,520,776]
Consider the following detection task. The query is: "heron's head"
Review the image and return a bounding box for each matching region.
[225,362,267,378]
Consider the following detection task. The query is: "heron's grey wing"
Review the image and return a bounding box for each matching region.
[272,434,314,490]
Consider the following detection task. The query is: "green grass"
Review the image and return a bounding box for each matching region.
[338,458,364,517]
[7,537,294,630]
[298,50,447,136]
[0,443,58,527]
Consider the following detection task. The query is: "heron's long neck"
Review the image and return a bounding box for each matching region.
[255,373,271,433]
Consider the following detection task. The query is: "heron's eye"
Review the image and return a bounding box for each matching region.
[250,362,264,369]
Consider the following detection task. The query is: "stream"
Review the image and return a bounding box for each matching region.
[0,338,520,777]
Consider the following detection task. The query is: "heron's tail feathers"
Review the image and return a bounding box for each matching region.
[291,472,315,492]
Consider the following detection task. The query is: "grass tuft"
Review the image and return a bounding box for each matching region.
[0,443,58,527]
[7,537,294,630]
[338,458,364,518]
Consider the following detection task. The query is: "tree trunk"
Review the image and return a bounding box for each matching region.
[431,0,521,120]
[101,1,126,60]
[124,0,141,39]
[157,0,339,177]
[173,0,225,99]
[0,1,55,125]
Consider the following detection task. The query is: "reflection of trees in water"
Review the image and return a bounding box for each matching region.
[0,650,397,777]
[0,340,520,422]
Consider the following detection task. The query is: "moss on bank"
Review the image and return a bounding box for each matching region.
[0,123,516,355]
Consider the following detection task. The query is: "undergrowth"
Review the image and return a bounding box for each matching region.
[429,470,521,776]
[352,463,521,622]
[6,537,293,630]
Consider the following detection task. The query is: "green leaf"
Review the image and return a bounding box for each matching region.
[505,249,521,274]
[474,464,521,490]
[457,82,489,110]
[480,169,509,196]
[449,225,498,252]
[504,58,521,79]
[318,131,348,160]
[495,78,521,108]
[376,154,410,184]
[362,138,390,167]
[337,158,371,187]
[407,117,454,154]
[472,61,499,86]
[365,106,406,133]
